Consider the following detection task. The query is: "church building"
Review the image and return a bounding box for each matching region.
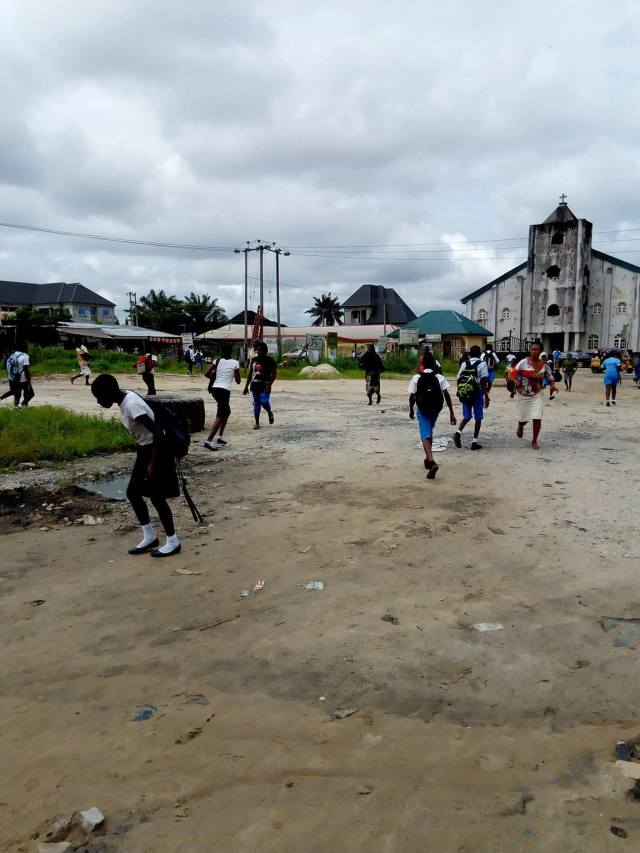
[461,199,640,353]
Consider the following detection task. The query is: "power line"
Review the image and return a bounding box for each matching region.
[0,221,234,252]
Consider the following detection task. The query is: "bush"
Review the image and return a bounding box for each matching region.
[0,405,133,467]
[382,351,420,374]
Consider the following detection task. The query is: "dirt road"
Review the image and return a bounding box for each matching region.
[2,371,640,851]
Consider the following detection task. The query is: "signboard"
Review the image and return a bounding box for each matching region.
[423,333,442,343]
[181,333,194,348]
[307,334,324,365]
[399,328,420,345]
[266,340,278,354]
[377,336,388,352]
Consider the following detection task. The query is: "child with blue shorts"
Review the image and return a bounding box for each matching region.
[453,345,490,450]
[408,352,456,480]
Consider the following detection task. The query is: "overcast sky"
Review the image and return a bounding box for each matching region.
[2,0,640,326]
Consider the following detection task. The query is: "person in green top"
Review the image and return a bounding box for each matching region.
[563,355,579,391]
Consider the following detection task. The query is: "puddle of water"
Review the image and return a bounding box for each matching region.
[75,476,129,501]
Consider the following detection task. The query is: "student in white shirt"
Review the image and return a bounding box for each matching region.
[1,346,33,407]
[203,343,241,450]
[453,345,490,450]
[408,351,456,479]
[91,374,181,557]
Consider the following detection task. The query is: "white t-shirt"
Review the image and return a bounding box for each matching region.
[7,352,30,382]
[457,357,489,381]
[213,358,240,390]
[408,370,450,394]
[119,391,155,446]
[481,351,500,369]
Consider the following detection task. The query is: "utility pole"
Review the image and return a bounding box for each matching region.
[127,291,138,326]
[258,241,264,314]
[235,241,290,358]
[265,245,290,357]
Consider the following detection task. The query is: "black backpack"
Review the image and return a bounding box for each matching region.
[415,371,444,417]
[457,360,479,403]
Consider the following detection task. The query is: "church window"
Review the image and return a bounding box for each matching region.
[546,265,560,279]
[551,231,564,245]
[618,301,627,314]
[478,308,488,322]
[501,307,510,320]
[588,334,599,349]
[547,304,560,317]
[592,303,602,315]
[614,334,626,348]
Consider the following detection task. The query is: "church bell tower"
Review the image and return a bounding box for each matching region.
[525,197,592,352]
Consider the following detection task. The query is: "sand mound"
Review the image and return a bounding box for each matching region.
[299,364,341,378]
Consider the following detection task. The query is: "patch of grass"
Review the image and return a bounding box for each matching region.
[28,345,189,376]
[0,405,133,467]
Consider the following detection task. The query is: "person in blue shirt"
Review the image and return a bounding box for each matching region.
[602,350,622,406]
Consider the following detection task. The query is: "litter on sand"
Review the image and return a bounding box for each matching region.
[253,579,266,591]
[431,436,451,453]
[601,616,640,632]
[240,590,250,598]
[487,526,506,535]
[331,707,359,720]
[381,614,399,625]
[175,568,203,576]
[304,581,325,590]
[615,760,640,780]
[474,622,504,632]
[132,704,157,721]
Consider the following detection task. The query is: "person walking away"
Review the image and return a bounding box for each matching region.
[602,350,622,406]
[634,353,640,389]
[1,346,33,407]
[135,346,158,395]
[453,345,490,450]
[590,352,602,374]
[563,354,579,391]
[514,340,556,449]
[408,352,456,479]
[418,344,442,373]
[194,348,204,373]
[203,343,241,450]
[244,341,277,429]
[552,348,562,370]
[481,345,500,390]
[91,374,181,557]
[185,345,194,375]
[70,344,92,385]
[359,343,385,405]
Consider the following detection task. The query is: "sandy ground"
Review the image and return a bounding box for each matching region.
[2,370,640,852]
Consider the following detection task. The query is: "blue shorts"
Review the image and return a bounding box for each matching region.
[604,375,619,386]
[416,409,439,441]
[487,370,496,385]
[462,392,484,422]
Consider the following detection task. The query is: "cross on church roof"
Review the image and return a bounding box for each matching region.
[559,193,567,204]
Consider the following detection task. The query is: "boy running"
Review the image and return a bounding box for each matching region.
[481,345,500,389]
[453,345,490,450]
[91,374,181,557]
[70,344,92,385]
[204,342,241,449]
[1,346,32,407]
[243,341,277,429]
[408,352,456,479]
[602,350,622,406]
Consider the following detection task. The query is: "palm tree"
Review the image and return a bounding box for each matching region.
[183,292,227,333]
[136,289,185,333]
[305,293,344,326]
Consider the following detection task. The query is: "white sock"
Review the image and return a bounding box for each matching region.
[455,429,461,436]
[472,437,479,444]
[136,523,156,549]
[156,534,180,555]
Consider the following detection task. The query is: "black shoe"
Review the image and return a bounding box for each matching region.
[606,401,610,407]
[376,395,381,404]
[471,442,483,450]
[426,461,439,479]
[268,411,274,424]
[151,543,182,558]
[128,538,160,555]
[453,432,462,448]
[367,399,373,406]
[216,437,227,445]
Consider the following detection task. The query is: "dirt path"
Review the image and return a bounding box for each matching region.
[2,371,640,851]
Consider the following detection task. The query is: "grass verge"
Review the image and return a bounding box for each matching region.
[0,405,133,467]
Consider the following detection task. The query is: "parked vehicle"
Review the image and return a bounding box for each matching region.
[560,350,592,368]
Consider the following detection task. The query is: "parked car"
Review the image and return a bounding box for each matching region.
[560,350,592,367]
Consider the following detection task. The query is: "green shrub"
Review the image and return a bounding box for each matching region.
[0,405,133,467]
